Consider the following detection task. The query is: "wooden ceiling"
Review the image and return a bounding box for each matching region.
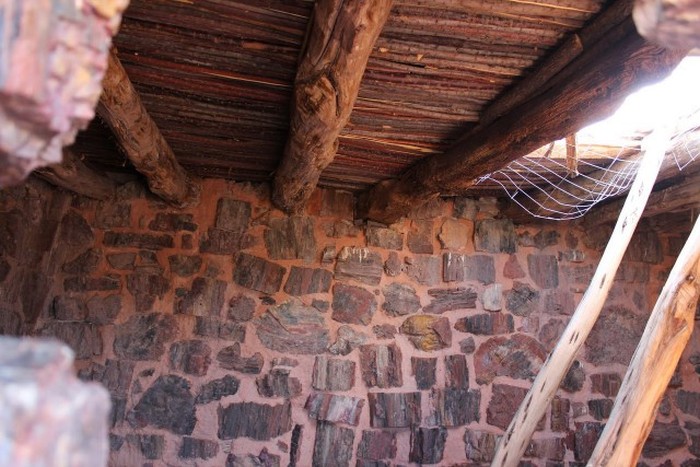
[70,0,688,221]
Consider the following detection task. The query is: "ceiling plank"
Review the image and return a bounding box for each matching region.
[634,0,700,49]
[97,48,198,207]
[358,18,687,223]
[272,0,393,213]
[34,149,117,200]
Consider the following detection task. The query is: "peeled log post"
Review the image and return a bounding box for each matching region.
[97,49,197,207]
[490,128,670,467]
[272,0,393,213]
[589,212,700,465]
[634,0,700,49]
[358,26,686,224]
[34,149,116,200]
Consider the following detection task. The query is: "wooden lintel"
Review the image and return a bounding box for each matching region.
[97,48,197,207]
[34,149,117,200]
[271,0,393,213]
[634,0,700,49]
[358,18,687,223]
[589,215,700,465]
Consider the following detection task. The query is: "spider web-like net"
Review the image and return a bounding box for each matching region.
[475,114,700,221]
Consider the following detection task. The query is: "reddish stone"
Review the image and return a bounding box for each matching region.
[504,254,526,279]
[96,202,131,228]
[464,430,499,463]
[332,283,377,325]
[487,384,544,431]
[424,287,477,314]
[445,354,469,388]
[64,275,120,293]
[227,294,256,321]
[312,421,354,467]
[320,189,354,219]
[215,198,251,232]
[454,197,478,219]
[384,251,402,277]
[216,343,263,374]
[409,427,447,464]
[226,448,281,467]
[86,294,121,325]
[443,253,495,284]
[368,392,421,428]
[642,421,687,458]
[405,255,441,286]
[561,360,585,393]
[63,248,101,275]
[587,399,613,421]
[169,340,212,376]
[550,396,570,432]
[366,225,403,250]
[126,434,164,460]
[257,368,302,398]
[196,375,240,404]
[284,266,332,295]
[474,334,547,384]
[455,312,514,335]
[586,305,646,365]
[233,253,285,294]
[113,313,178,361]
[538,318,566,351]
[194,317,245,342]
[357,430,397,461]
[149,213,197,232]
[407,220,434,254]
[218,401,292,441]
[506,282,540,316]
[126,273,168,312]
[411,357,437,390]
[542,289,576,315]
[438,218,472,250]
[176,277,226,316]
[590,373,622,397]
[312,356,355,391]
[573,422,603,462]
[334,247,383,285]
[430,387,480,427]
[264,216,316,261]
[625,230,663,264]
[400,315,452,351]
[360,343,403,388]
[475,219,516,253]
[179,437,219,459]
[328,325,368,356]
[305,393,364,426]
[255,302,329,355]
[459,337,476,354]
[524,437,565,461]
[676,390,700,417]
[168,255,202,277]
[104,231,173,249]
[199,228,243,255]
[382,283,420,317]
[373,324,397,340]
[38,322,102,359]
[51,295,86,321]
[527,254,559,289]
[130,375,196,435]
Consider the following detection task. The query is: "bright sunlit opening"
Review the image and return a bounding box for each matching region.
[579,55,700,145]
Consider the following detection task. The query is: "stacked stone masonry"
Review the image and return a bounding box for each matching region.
[0,177,699,466]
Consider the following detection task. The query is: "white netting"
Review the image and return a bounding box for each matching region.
[476,113,700,221]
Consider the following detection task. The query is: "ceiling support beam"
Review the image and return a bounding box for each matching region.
[634,0,700,49]
[97,48,197,207]
[34,149,117,200]
[589,214,700,465]
[358,19,686,223]
[272,0,393,214]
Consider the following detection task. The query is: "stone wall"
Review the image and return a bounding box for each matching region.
[1,177,699,466]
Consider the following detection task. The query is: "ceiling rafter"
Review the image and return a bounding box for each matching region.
[272,0,394,213]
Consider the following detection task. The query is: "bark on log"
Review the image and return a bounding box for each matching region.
[358,22,686,224]
[97,48,197,207]
[34,149,116,200]
[490,128,669,467]
[588,213,700,465]
[634,0,700,49]
[272,0,393,213]
[0,0,128,187]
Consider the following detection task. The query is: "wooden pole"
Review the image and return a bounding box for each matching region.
[490,128,671,467]
[588,216,700,465]
[34,149,117,200]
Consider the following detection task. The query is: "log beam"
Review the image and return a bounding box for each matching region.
[634,0,700,49]
[97,48,197,207]
[589,213,700,465]
[491,128,669,467]
[272,0,393,213]
[358,18,686,224]
[33,149,117,200]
